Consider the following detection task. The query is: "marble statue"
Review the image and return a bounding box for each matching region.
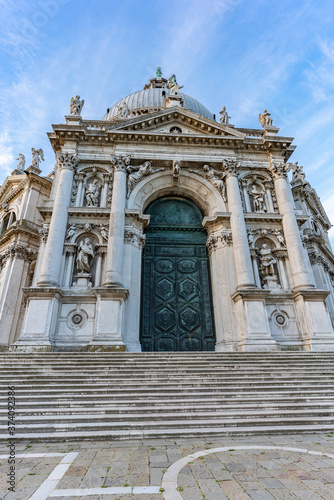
[219,106,230,124]
[291,162,306,183]
[173,160,180,179]
[259,109,273,127]
[190,165,227,202]
[251,184,266,212]
[85,179,100,207]
[99,224,108,240]
[76,238,94,274]
[70,95,84,115]
[16,154,25,171]
[31,148,44,168]
[126,161,164,198]
[259,244,276,277]
[66,224,77,241]
[167,74,183,95]
[117,101,130,118]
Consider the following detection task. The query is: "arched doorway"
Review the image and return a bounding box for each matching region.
[140,197,216,351]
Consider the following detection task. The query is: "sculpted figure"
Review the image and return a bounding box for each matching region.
[66,224,77,240]
[16,154,25,171]
[219,106,230,124]
[126,161,164,198]
[291,162,306,183]
[117,101,130,118]
[99,224,108,240]
[31,148,44,167]
[259,109,273,127]
[156,67,163,78]
[167,74,183,95]
[70,95,84,115]
[190,165,227,202]
[85,179,100,207]
[76,238,94,274]
[251,184,266,212]
[259,244,276,277]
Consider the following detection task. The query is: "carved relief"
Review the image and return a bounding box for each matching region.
[221,159,241,176]
[65,222,109,242]
[189,165,227,202]
[124,229,146,248]
[58,151,77,171]
[247,228,285,247]
[269,161,291,180]
[38,223,49,243]
[0,243,36,265]
[70,174,79,206]
[126,161,165,198]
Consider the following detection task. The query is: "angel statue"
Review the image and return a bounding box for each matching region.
[259,109,273,127]
[126,161,165,198]
[70,95,84,115]
[31,148,44,168]
[167,74,184,95]
[16,154,25,171]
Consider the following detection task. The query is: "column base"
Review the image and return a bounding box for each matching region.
[215,341,235,352]
[10,340,53,353]
[86,341,126,352]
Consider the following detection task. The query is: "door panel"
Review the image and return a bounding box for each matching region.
[140,198,215,352]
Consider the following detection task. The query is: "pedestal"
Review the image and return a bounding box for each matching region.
[72,273,92,290]
[262,275,282,291]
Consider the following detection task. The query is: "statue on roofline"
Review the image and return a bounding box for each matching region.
[31,148,44,168]
[259,109,273,127]
[70,95,84,115]
[167,74,184,95]
[16,154,26,171]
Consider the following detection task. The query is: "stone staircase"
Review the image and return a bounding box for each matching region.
[1,352,334,441]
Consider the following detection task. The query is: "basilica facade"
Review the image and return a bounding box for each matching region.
[1,71,334,352]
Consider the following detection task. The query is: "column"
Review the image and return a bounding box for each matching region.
[251,255,261,288]
[75,173,85,207]
[277,255,289,290]
[269,162,314,290]
[241,180,251,212]
[103,156,127,287]
[94,251,103,287]
[264,181,275,212]
[223,160,255,289]
[64,248,75,287]
[101,175,109,207]
[37,152,77,287]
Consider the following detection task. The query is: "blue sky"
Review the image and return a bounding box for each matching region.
[1,0,334,239]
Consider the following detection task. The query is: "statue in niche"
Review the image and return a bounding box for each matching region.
[259,244,276,276]
[219,106,230,124]
[167,74,183,95]
[259,109,273,127]
[126,161,164,198]
[70,95,84,115]
[190,165,227,202]
[76,238,94,274]
[258,243,281,290]
[16,154,25,171]
[99,224,108,240]
[31,148,44,168]
[85,179,100,207]
[250,184,266,212]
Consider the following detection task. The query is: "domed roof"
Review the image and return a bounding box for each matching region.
[102,74,214,121]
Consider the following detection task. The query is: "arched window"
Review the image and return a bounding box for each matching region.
[0,211,16,237]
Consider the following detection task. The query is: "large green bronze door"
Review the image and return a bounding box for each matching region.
[140,197,216,351]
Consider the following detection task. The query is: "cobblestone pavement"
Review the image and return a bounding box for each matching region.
[1,433,334,499]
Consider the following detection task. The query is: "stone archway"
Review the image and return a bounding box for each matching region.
[140,197,216,352]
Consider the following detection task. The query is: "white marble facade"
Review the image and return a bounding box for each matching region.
[1,72,334,352]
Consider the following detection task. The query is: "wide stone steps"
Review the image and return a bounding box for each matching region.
[1,352,334,440]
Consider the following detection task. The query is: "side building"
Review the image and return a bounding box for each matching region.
[1,72,334,352]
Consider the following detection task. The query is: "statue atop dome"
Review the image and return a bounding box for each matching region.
[156,67,163,78]
[167,74,183,95]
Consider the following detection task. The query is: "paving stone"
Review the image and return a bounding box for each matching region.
[301,480,334,500]
[259,478,284,489]
[219,479,251,499]
[292,490,325,500]
[248,490,276,500]
[181,485,205,500]
[267,490,297,500]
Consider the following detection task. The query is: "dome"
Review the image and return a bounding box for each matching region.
[102,87,214,121]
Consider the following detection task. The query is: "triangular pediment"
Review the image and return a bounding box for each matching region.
[106,106,245,138]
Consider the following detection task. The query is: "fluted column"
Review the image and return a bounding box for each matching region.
[269,162,314,290]
[222,160,255,289]
[103,155,128,287]
[37,152,77,286]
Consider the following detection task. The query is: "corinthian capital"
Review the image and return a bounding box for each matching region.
[269,161,291,180]
[57,152,77,171]
[111,154,130,172]
[221,158,241,176]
